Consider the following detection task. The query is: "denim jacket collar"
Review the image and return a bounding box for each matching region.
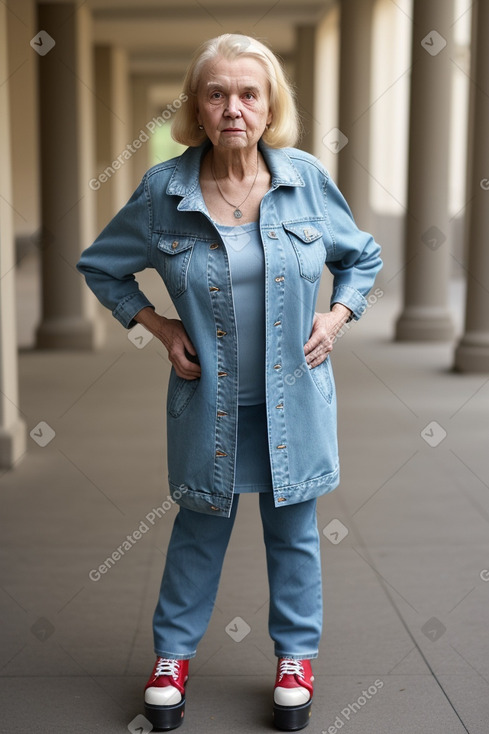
[166,140,305,212]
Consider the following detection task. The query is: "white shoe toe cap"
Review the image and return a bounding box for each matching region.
[145,684,182,707]
[274,685,311,707]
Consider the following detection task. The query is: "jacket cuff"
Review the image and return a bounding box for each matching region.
[330,285,367,321]
[112,292,155,329]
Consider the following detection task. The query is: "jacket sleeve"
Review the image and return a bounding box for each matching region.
[76,176,155,329]
[323,174,383,320]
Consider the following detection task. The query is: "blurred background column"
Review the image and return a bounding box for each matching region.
[336,0,375,232]
[7,0,41,257]
[294,25,316,155]
[130,75,153,188]
[454,0,489,372]
[36,2,103,350]
[0,0,26,467]
[94,45,131,232]
[395,0,455,341]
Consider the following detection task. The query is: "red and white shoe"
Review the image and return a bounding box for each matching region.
[273,658,314,731]
[144,657,189,730]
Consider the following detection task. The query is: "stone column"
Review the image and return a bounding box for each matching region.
[0,0,26,467]
[130,75,154,189]
[454,0,489,371]
[93,45,131,232]
[7,0,41,254]
[294,25,316,155]
[395,0,455,341]
[337,0,375,232]
[35,3,103,349]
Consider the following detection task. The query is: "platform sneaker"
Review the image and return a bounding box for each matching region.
[273,658,314,731]
[144,657,189,730]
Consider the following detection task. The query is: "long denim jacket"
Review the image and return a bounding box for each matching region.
[77,141,382,517]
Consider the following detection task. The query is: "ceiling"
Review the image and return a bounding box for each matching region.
[88,1,334,79]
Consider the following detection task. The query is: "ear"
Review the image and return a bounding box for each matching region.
[266,108,272,126]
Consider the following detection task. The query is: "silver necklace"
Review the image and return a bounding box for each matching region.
[211,152,259,219]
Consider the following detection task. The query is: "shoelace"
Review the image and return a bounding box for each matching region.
[155,658,181,680]
[278,658,304,682]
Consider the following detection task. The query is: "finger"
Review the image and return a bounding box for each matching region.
[309,355,326,368]
[174,324,198,357]
[182,332,197,356]
[173,347,201,375]
[307,350,320,366]
[304,330,323,355]
[184,346,200,364]
[170,342,201,379]
[169,338,197,365]
[173,359,201,380]
[310,349,332,368]
[307,340,333,364]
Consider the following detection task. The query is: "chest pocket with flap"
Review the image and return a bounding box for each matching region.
[283,223,326,282]
[157,234,196,298]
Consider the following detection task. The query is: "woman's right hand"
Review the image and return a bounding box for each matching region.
[133,307,201,380]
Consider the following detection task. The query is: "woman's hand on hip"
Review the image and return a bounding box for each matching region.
[133,307,201,379]
[303,303,352,368]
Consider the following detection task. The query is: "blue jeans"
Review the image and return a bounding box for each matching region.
[152,493,322,660]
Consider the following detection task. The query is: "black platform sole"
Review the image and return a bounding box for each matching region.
[144,698,185,731]
[273,699,312,731]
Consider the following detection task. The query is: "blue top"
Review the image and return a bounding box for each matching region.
[215,221,266,405]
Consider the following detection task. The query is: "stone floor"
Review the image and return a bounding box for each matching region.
[1,255,489,733]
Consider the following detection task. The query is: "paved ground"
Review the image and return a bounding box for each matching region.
[1,256,489,733]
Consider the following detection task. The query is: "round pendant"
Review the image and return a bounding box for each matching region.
[233,208,243,219]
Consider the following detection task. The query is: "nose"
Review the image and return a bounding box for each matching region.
[224,95,242,118]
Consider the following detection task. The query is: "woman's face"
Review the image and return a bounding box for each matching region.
[196,56,272,152]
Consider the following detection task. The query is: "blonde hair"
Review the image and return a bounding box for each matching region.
[171,34,300,149]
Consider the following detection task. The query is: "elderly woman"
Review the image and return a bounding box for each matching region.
[78,33,381,732]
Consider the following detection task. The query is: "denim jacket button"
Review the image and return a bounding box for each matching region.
[273,320,281,326]
[277,497,287,502]
[209,242,219,249]
[273,364,281,370]
[210,506,220,511]
[275,275,284,282]
[218,371,228,377]
[215,450,227,457]
[217,410,228,417]
[276,444,286,449]
[275,403,284,409]
[268,230,278,239]
[209,286,220,292]
[217,329,227,337]
[171,240,178,249]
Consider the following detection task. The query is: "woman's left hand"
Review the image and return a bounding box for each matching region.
[303,304,353,368]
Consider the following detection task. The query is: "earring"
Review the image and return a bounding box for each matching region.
[198,125,204,130]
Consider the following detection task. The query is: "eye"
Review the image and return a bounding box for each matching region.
[243,92,255,100]
[210,91,223,100]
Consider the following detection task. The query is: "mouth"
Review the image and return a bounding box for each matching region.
[221,128,245,133]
